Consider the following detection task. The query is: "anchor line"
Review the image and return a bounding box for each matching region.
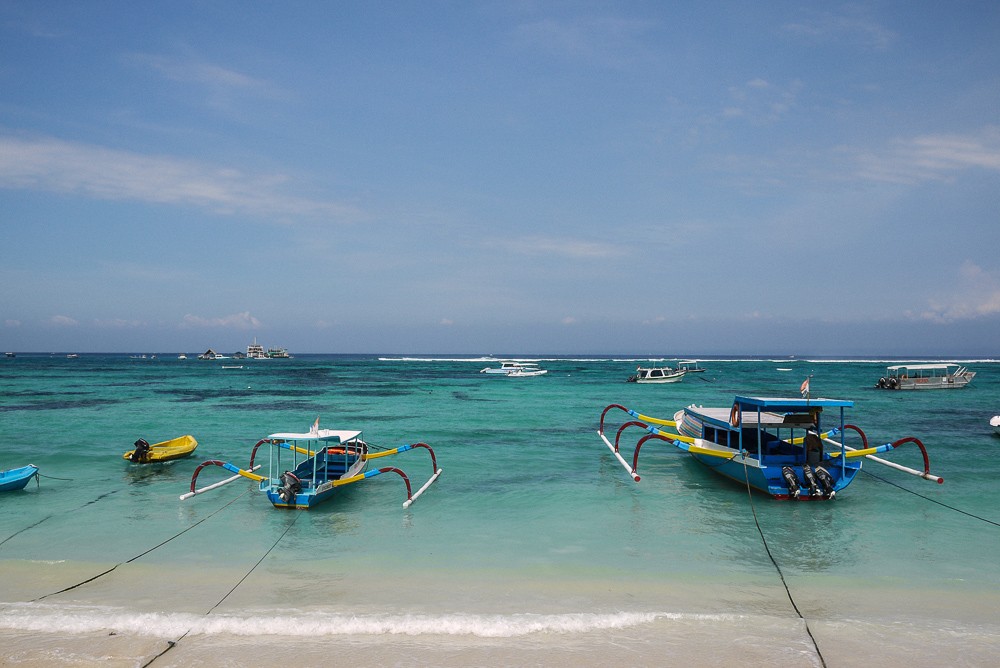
[144,513,302,667]
[0,489,123,548]
[861,469,1000,528]
[37,473,74,481]
[740,459,828,668]
[32,490,250,602]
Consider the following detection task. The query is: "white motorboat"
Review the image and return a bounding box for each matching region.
[627,366,686,384]
[480,361,540,374]
[991,415,1000,436]
[875,364,975,390]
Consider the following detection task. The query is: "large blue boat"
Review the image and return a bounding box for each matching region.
[599,395,940,500]
[184,420,442,509]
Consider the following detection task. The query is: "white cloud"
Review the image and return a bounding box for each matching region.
[181,312,262,329]
[0,135,363,221]
[48,315,78,327]
[856,128,1000,184]
[5,319,22,327]
[440,318,454,326]
[513,15,654,67]
[129,53,269,90]
[561,316,577,325]
[910,261,1000,323]
[94,319,146,328]
[486,235,625,259]
[782,9,896,50]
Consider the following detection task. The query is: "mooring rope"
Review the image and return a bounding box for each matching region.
[142,512,302,667]
[741,459,828,668]
[32,489,249,602]
[0,489,122,548]
[861,469,1000,528]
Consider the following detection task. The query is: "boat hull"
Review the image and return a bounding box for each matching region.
[262,439,368,510]
[677,401,861,500]
[0,465,39,492]
[123,435,198,463]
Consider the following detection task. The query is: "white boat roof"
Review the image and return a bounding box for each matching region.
[887,364,957,371]
[267,429,361,442]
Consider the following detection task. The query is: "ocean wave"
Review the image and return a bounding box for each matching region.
[0,604,739,638]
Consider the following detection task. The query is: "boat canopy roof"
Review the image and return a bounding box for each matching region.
[267,429,361,442]
[886,364,958,371]
[734,396,854,409]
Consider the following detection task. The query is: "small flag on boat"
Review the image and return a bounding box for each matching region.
[800,377,810,397]
[311,416,320,434]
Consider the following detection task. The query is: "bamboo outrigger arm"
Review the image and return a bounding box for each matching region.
[362,442,443,508]
[181,461,264,500]
[822,427,942,484]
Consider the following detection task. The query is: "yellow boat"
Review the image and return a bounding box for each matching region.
[124,435,198,463]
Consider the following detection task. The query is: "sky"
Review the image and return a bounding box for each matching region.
[1,1,999,356]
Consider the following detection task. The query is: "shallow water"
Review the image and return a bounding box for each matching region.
[1,354,998,665]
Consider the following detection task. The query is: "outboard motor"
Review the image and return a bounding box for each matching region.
[802,465,821,497]
[130,439,151,463]
[278,471,301,503]
[780,466,802,498]
[876,377,887,389]
[814,465,836,498]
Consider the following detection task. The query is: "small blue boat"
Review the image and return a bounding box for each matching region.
[184,419,442,509]
[0,464,39,492]
[599,395,940,500]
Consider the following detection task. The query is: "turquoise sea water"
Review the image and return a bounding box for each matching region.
[1,354,998,666]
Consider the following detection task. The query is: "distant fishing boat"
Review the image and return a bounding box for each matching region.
[992,415,1000,436]
[183,419,442,509]
[123,435,198,463]
[626,366,686,384]
[677,360,705,373]
[598,395,941,500]
[0,464,39,492]
[874,364,975,390]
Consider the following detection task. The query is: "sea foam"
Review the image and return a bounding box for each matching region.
[0,603,738,638]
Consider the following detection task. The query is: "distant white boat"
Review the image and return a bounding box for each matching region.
[991,415,1000,436]
[627,366,685,384]
[177,354,187,360]
[481,361,540,374]
[506,367,548,377]
[247,339,267,359]
[875,364,975,390]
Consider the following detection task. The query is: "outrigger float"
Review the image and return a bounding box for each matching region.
[182,419,442,509]
[597,395,942,500]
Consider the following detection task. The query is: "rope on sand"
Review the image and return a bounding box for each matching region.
[142,513,302,667]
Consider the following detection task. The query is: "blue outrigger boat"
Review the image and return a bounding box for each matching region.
[598,395,941,499]
[183,420,442,509]
[0,464,39,492]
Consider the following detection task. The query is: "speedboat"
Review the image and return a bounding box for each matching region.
[184,419,441,509]
[506,366,548,377]
[598,396,941,500]
[627,366,686,383]
[875,364,975,390]
[124,435,199,463]
[480,361,547,375]
[0,465,39,492]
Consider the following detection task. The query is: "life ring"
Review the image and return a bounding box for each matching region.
[729,403,741,427]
